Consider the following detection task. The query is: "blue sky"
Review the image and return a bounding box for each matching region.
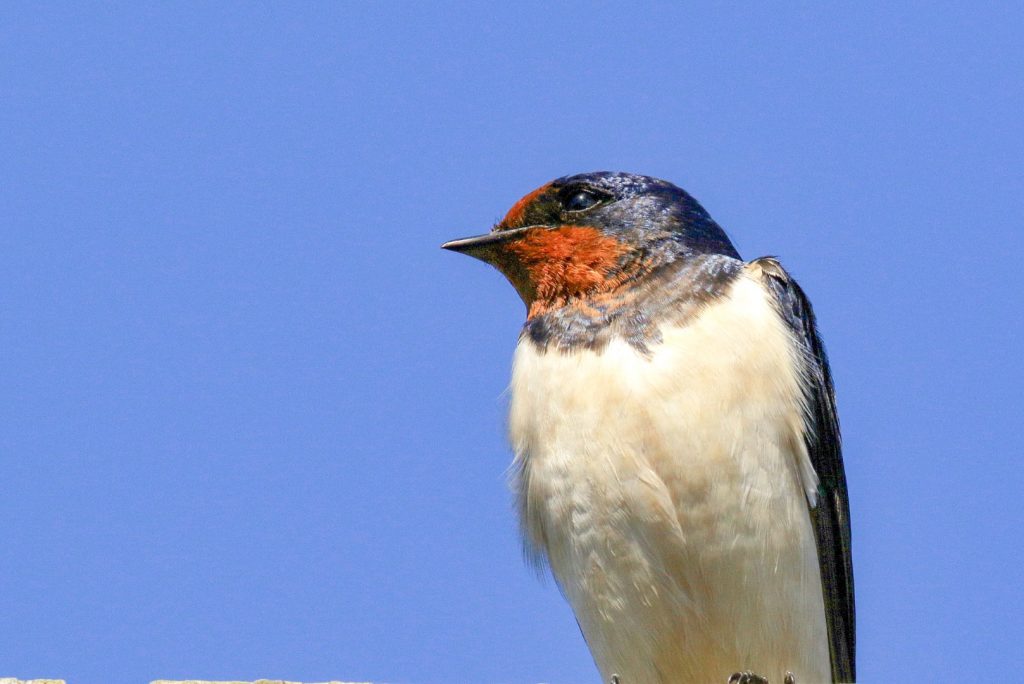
[2,3,1022,683]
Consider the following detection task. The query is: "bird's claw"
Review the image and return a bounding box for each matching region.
[728,673,769,684]
[726,673,796,684]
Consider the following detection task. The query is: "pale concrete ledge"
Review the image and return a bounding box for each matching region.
[0,680,371,684]
[151,680,371,684]
[3,678,372,684]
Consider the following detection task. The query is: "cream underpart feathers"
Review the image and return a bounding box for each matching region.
[508,264,831,683]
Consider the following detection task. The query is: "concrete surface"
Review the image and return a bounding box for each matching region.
[151,680,371,684]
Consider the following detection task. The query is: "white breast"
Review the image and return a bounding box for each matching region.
[509,269,831,683]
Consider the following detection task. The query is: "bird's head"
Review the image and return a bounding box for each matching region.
[443,172,739,317]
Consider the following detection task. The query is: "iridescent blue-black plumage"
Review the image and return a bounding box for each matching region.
[519,171,741,263]
[522,253,743,353]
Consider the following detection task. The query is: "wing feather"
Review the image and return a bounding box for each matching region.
[754,257,856,683]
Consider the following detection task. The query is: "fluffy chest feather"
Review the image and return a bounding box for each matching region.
[508,271,830,683]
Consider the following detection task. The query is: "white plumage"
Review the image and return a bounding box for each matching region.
[509,265,831,683]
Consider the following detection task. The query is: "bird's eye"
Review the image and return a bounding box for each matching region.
[565,190,601,212]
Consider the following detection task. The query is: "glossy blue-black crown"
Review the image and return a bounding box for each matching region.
[551,171,741,260]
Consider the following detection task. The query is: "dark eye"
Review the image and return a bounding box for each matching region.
[565,190,601,212]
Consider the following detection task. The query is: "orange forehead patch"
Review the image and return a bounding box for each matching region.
[504,225,628,317]
[500,183,551,229]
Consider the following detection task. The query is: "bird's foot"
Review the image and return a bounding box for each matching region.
[728,673,769,684]
[726,672,796,684]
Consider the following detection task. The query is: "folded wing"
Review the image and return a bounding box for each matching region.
[754,257,856,683]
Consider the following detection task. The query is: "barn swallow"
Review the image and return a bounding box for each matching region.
[443,172,855,683]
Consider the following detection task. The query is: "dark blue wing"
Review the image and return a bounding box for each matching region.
[755,257,856,683]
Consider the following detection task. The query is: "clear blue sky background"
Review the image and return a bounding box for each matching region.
[2,3,1021,683]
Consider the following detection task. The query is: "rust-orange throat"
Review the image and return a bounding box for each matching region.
[499,225,629,318]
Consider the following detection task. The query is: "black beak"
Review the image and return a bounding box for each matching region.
[441,225,537,262]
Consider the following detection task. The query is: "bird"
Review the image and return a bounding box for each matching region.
[442,172,855,684]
